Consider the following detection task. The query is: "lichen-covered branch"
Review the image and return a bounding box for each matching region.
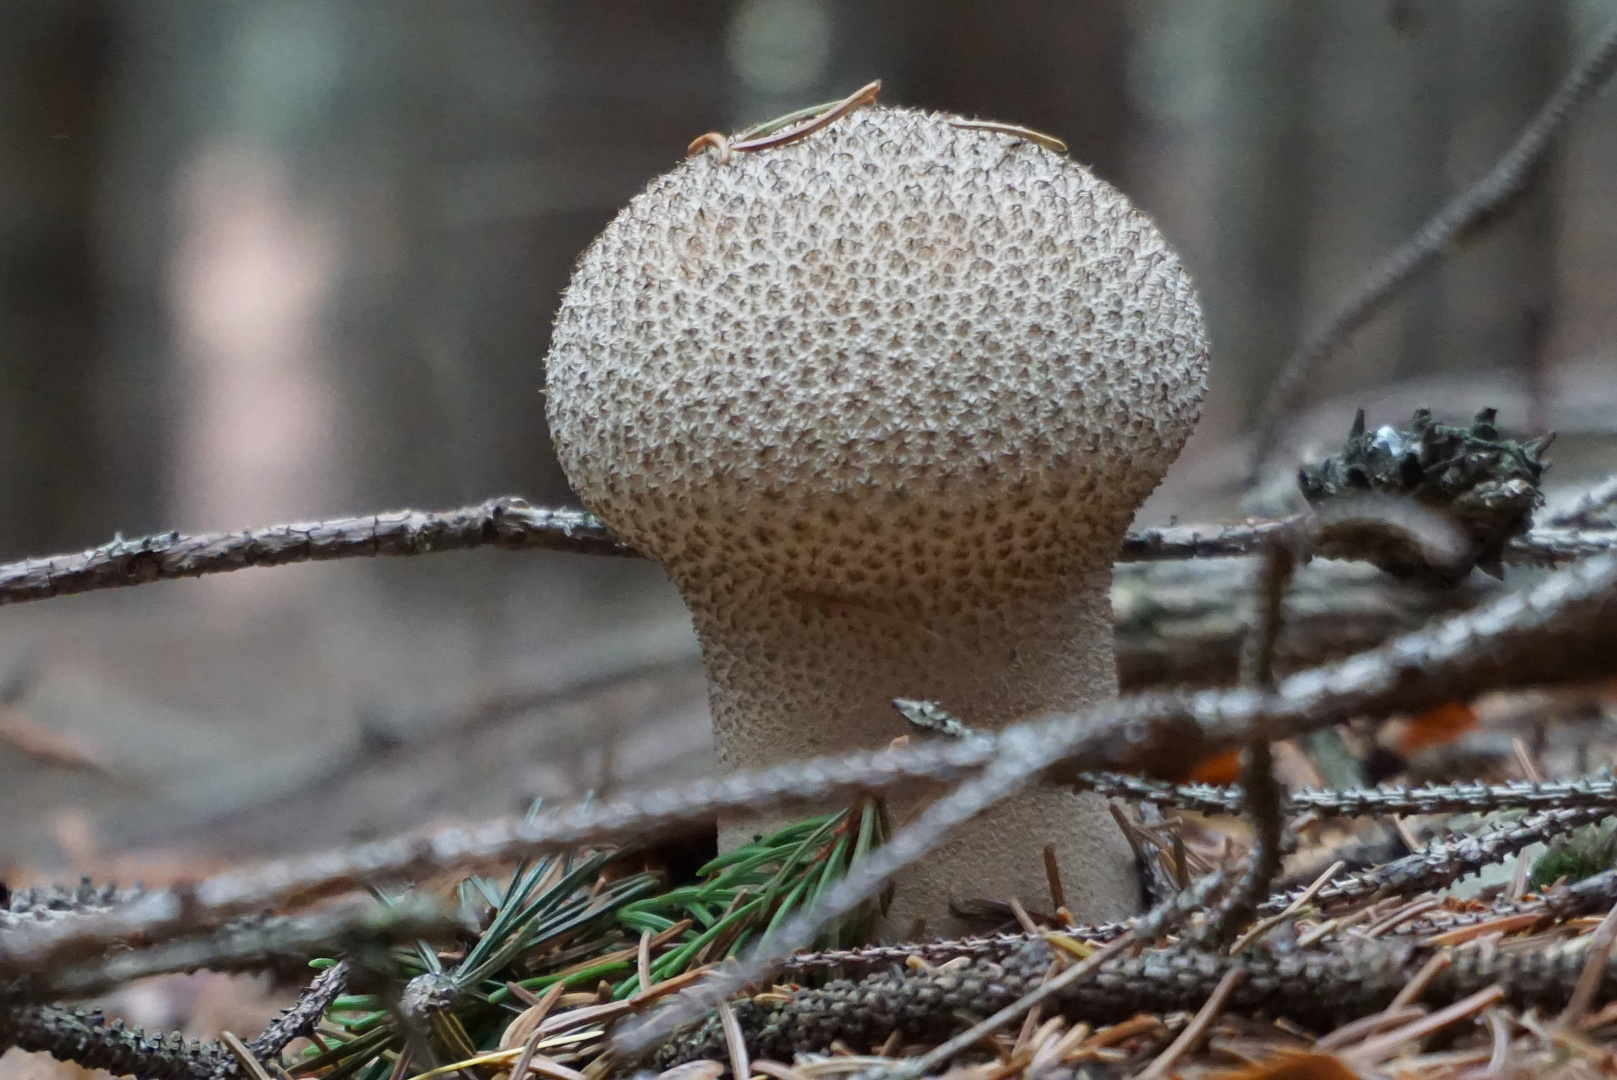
[2,495,1608,611]
[1548,475,1617,528]
[778,865,1617,981]
[1259,806,1612,914]
[1077,773,1617,819]
[1506,526,1617,565]
[0,879,143,932]
[1119,519,1295,560]
[0,1004,232,1080]
[0,497,630,607]
[655,933,1617,1066]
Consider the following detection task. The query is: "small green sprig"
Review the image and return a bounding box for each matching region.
[283,801,887,1080]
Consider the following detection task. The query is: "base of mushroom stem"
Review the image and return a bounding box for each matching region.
[717,786,1141,942]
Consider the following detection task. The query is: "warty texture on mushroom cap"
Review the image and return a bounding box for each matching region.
[546,104,1208,583]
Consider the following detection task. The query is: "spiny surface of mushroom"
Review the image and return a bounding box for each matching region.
[545,104,1209,936]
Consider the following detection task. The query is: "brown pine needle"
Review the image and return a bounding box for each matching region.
[1043,844,1067,913]
[1485,1007,1512,1075]
[1313,1006,1429,1053]
[1134,966,1244,1080]
[638,929,654,996]
[522,1055,589,1080]
[1229,859,1345,954]
[1346,984,1504,1063]
[717,999,749,1080]
[506,981,543,1007]
[947,118,1068,153]
[1085,1015,1167,1050]
[511,1023,548,1080]
[731,81,881,153]
[1390,951,1453,1011]
[1009,897,1040,935]
[1039,1021,1092,1067]
[503,981,569,1050]
[627,965,714,1009]
[1423,912,1544,948]
[750,1062,807,1080]
[1010,1005,1046,1058]
[221,1032,276,1080]
[903,932,1136,1078]
[1561,898,1617,1027]
[1365,898,1442,939]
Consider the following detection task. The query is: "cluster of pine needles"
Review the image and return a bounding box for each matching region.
[288,802,889,1080]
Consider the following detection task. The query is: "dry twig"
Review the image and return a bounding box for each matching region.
[3,497,1609,611]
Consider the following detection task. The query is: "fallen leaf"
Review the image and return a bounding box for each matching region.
[1394,701,1477,756]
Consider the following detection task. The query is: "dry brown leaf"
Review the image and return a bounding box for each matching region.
[1207,1051,1362,1080]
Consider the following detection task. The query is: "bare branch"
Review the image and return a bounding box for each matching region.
[1193,533,1298,948]
[2,493,1609,612]
[1247,14,1617,481]
[1116,555,1490,689]
[617,550,1617,1051]
[11,896,455,1003]
[1547,475,1617,528]
[0,497,630,608]
[1077,772,1617,819]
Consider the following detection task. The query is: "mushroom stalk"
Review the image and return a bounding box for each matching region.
[700,565,1134,935]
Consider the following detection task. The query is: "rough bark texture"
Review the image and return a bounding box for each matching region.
[653,936,1617,1066]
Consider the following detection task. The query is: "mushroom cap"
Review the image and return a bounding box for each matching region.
[546,105,1208,598]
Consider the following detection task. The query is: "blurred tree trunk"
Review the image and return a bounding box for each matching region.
[1300,0,1564,414]
[331,2,734,512]
[0,1,111,557]
[1555,0,1617,372]
[1300,0,1447,406]
[1428,0,1563,387]
[1124,1,1318,442]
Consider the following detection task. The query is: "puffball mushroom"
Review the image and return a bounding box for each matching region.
[545,104,1208,936]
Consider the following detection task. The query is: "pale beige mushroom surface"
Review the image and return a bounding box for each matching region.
[546,104,1208,937]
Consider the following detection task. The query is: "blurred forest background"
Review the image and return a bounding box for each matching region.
[2,0,1616,956]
